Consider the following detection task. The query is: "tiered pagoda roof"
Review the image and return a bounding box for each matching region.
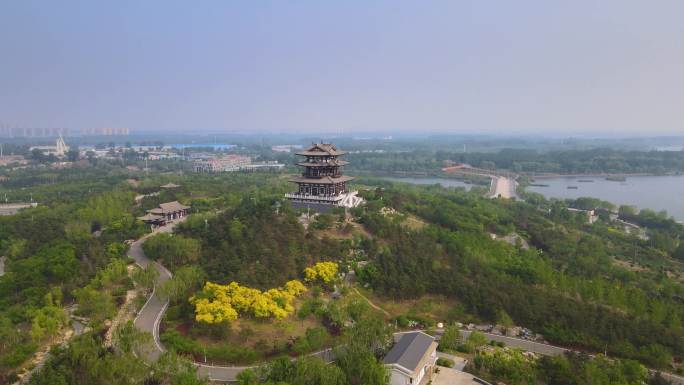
[296,143,347,157]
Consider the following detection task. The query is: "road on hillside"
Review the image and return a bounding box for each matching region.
[460,330,568,356]
[130,233,172,362]
[457,330,684,385]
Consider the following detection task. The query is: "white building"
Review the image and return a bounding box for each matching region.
[29,135,69,157]
[384,331,438,385]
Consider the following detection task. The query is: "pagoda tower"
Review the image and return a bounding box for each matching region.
[285,142,363,210]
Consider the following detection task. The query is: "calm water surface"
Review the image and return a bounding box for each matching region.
[382,177,475,190]
[384,175,684,221]
[527,175,684,220]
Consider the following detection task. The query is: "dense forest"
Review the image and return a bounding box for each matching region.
[347,147,684,175]
[173,198,347,287]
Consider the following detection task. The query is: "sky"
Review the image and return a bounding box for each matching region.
[1,0,683,135]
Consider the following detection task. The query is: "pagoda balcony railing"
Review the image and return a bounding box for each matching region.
[285,193,344,202]
[302,173,341,178]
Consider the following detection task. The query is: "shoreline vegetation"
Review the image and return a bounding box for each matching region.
[529,172,682,179]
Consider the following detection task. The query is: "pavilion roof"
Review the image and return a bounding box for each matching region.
[148,201,191,214]
[138,213,165,221]
[296,143,346,157]
[160,183,180,189]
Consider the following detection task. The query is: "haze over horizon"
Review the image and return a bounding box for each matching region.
[2,1,683,135]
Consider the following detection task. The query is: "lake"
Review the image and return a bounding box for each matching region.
[383,175,684,221]
[382,177,475,190]
[526,175,684,221]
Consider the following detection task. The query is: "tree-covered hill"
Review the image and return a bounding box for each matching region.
[354,182,684,369]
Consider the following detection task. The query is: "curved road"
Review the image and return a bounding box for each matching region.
[130,223,684,384]
[130,223,253,382]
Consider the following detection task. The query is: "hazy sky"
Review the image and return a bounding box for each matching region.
[1,1,683,134]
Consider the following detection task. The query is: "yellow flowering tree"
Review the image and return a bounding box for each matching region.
[304,262,339,285]
[284,280,307,296]
[190,280,307,324]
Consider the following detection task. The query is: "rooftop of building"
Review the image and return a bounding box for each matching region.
[383,331,437,374]
[148,201,191,214]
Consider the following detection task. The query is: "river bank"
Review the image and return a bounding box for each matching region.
[528,172,681,179]
[525,174,684,221]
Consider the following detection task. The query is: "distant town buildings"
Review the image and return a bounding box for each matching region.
[271,144,303,153]
[193,154,284,173]
[193,154,251,172]
[0,203,38,216]
[0,155,27,167]
[29,135,70,157]
[0,127,70,138]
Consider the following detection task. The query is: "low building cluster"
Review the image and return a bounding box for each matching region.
[192,154,284,173]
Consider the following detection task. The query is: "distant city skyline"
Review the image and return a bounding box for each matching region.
[2,1,683,135]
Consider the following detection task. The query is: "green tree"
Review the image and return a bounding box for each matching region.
[132,265,159,291]
[74,287,116,325]
[143,233,201,267]
[113,321,151,354]
[158,265,205,302]
[439,325,462,351]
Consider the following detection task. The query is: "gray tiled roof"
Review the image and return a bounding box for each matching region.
[148,201,191,215]
[383,332,435,372]
[138,213,165,221]
[296,143,347,156]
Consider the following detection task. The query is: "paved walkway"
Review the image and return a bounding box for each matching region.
[131,227,174,362]
[490,176,518,199]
